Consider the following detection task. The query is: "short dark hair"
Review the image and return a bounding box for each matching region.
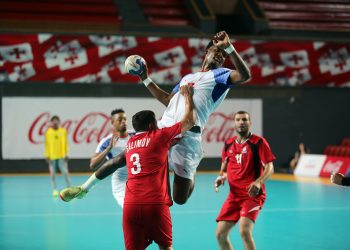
[111,108,125,116]
[50,115,60,122]
[132,110,156,132]
[233,111,250,121]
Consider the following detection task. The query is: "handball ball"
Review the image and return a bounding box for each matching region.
[125,55,145,76]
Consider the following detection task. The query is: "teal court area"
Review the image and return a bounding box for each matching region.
[1,173,349,250]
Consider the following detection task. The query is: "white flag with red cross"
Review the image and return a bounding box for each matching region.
[102,56,128,75]
[8,62,36,81]
[319,48,350,75]
[150,66,182,85]
[44,40,87,71]
[288,68,311,86]
[240,47,258,67]
[280,50,309,68]
[90,35,137,57]
[0,43,33,63]
[154,46,187,67]
[188,38,210,66]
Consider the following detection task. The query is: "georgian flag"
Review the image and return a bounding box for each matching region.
[102,56,128,74]
[240,47,258,67]
[259,54,286,77]
[89,35,137,57]
[189,38,210,66]
[154,46,187,67]
[0,43,33,63]
[288,68,311,86]
[44,40,88,71]
[319,48,350,75]
[9,62,36,81]
[280,50,309,68]
[150,66,181,85]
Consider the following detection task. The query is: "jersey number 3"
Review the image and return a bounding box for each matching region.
[130,153,141,175]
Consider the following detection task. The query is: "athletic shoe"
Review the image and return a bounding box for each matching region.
[59,186,88,202]
[52,189,59,197]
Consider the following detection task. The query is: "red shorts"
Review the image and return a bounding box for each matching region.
[123,204,172,250]
[216,194,265,223]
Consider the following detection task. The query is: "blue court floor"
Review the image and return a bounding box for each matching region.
[1,173,349,250]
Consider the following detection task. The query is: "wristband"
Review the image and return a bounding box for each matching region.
[143,77,152,87]
[224,44,235,54]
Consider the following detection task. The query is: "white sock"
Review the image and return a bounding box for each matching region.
[81,173,100,191]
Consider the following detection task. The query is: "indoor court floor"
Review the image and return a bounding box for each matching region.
[1,173,349,250]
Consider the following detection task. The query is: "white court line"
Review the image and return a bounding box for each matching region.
[1,207,350,218]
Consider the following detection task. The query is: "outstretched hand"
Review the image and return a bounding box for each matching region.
[213,31,231,51]
[139,60,149,81]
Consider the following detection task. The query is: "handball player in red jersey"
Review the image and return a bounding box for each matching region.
[214,111,275,250]
[123,85,195,250]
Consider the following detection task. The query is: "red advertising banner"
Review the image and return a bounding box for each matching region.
[0,34,349,86]
[319,156,350,178]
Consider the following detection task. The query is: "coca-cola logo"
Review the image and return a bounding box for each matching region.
[202,112,235,143]
[28,111,236,145]
[28,112,114,144]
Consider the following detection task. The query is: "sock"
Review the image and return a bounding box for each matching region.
[81,173,100,191]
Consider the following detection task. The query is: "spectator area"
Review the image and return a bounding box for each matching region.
[0,0,122,33]
[257,0,350,32]
[139,0,191,26]
[324,138,350,157]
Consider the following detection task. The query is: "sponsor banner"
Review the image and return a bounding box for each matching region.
[319,156,350,177]
[2,97,262,159]
[0,34,350,86]
[294,154,326,177]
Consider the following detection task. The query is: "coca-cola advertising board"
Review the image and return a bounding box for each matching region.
[2,97,262,159]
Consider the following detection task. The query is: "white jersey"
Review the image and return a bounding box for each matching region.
[158,67,233,129]
[95,132,134,207]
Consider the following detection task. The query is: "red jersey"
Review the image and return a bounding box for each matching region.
[124,122,182,205]
[222,134,276,198]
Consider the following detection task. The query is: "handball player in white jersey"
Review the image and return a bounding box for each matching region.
[89,108,133,207]
[138,31,251,204]
[59,31,251,206]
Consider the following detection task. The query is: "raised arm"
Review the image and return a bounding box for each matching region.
[213,31,251,84]
[179,85,196,134]
[94,150,126,180]
[89,134,118,170]
[139,62,175,107]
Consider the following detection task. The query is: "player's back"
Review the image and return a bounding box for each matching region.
[159,68,232,129]
[124,124,181,205]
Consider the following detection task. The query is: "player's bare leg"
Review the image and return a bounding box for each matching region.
[239,217,256,250]
[216,221,235,250]
[172,174,194,205]
[60,151,126,202]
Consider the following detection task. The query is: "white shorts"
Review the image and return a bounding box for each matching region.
[168,131,203,180]
[111,167,127,208]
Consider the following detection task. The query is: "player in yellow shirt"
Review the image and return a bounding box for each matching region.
[45,115,71,197]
